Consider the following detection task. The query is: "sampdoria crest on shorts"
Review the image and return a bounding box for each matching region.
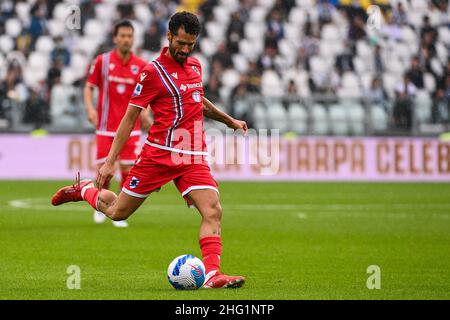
[129,176,140,189]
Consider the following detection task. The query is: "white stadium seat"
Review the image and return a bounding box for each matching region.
[0,35,14,54]
[252,103,268,130]
[5,18,22,38]
[329,104,349,136]
[370,105,388,132]
[35,36,55,54]
[267,102,288,132]
[288,103,308,134]
[311,104,328,135]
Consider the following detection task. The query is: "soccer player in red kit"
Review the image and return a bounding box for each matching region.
[84,20,150,228]
[52,12,247,288]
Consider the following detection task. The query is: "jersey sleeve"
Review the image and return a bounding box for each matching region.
[86,55,101,87]
[128,68,159,109]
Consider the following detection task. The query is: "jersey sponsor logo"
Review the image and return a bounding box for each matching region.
[133,83,143,96]
[192,66,200,75]
[140,72,147,82]
[131,64,139,74]
[129,176,140,189]
[180,82,202,92]
[192,90,201,102]
[171,72,178,79]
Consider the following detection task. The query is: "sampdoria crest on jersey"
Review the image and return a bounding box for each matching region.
[131,64,139,75]
[133,83,143,96]
[192,66,200,75]
[192,90,201,103]
[129,176,140,189]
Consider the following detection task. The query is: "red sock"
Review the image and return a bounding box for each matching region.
[120,170,130,189]
[82,187,99,210]
[199,236,222,275]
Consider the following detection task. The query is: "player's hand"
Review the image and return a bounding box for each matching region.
[228,118,248,135]
[87,108,98,126]
[96,161,114,190]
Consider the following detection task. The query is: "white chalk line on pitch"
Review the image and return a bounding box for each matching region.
[2,198,450,221]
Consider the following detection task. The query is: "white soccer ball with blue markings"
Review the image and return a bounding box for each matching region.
[167,254,206,290]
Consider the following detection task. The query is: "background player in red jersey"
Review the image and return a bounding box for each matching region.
[53,12,247,288]
[84,20,151,228]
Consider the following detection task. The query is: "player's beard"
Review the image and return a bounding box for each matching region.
[169,45,188,64]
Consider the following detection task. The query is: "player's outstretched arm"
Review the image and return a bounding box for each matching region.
[202,96,248,134]
[97,105,141,189]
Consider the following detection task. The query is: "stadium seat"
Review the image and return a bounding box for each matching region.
[94,3,117,23]
[35,36,55,54]
[438,26,450,46]
[288,103,308,134]
[15,1,31,25]
[47,19,65,37]
[283,22,300,41]
[311,104,328,135]
[200,38,218,57]
[232,54,249,73]
[424,73,436,93]
[0,35,14,54]
[205,21,226,41]
[414,90,432,124]
[370,104,389,132]
[134,3,153,26]
[252,103,268,130]
[249,6,268,23]
[257,0,276,9]
[5,18,22,38]
[267,102,288,133]
[356,41,373,60]
[288,7,307,26]
[346,102,366,135]
[261,70,283,98]
[329,104,348,136]
[436,42,448,65]
[221,69,241,90]
[244,22,266,41]
[321,24,340,42]
[213,5,231,25]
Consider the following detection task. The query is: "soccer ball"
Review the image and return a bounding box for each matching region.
[167,254,206,290]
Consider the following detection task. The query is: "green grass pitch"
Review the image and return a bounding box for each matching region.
[0,181,449,299]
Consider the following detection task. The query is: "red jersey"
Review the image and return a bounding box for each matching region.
[128,47,206,155]
[86,49,147,137]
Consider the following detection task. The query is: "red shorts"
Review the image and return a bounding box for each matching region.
[96,135,141,165]
[122,144,219,205]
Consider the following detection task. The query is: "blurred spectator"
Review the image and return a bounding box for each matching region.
[143,21,162,52]
[348,15,366,43]
[198,0,219,22]
[420,16,438,42]
[381,14,402,42]
[266,9,284,42]
[23,89,50,129]
[118,3,135,20]
[271,0,296,19]
[51,36,71,66]
[257,46,283,75]
[365,77,389,112]
[246,60,262,93]
[3,61,29,104]
[392,2,408,26]
[318,0,334,30]
[335,41,354,76]
[296,30,320,71]
[432,86,449,124]
[406,56,424,89]
[0,0,14,23]
[28,2,47,48]
[204,75,222,104]
[226,11,245,54]
[211,42,233,70]
[47,58,63,92]
[393,74,417,129]
[229,75,254,129]
[283,79,299,108]
[373,44,385,75]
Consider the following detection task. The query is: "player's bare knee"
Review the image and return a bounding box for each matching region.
[202,201,222,222]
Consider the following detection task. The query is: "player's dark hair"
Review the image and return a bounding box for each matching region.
[113,20,134,36]
[168,11,201,36]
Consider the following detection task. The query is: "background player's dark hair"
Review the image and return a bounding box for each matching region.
[113,20,134,36]
[168,11,201,36]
